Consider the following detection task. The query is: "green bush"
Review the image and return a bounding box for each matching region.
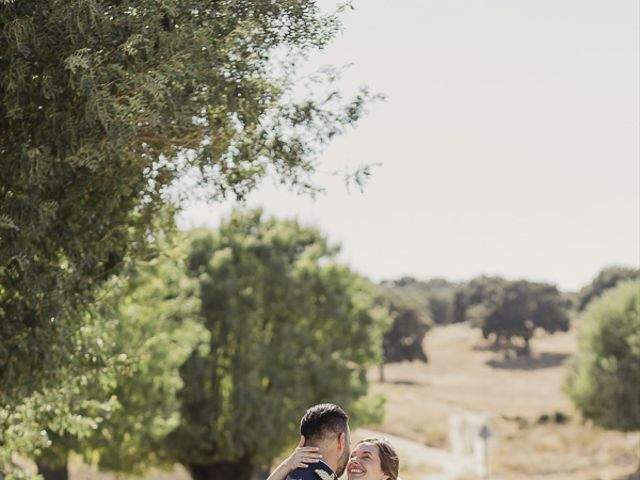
[566,280,640,431]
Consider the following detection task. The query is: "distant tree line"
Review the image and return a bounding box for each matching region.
[378,266,637,362]
[379,275,568,359]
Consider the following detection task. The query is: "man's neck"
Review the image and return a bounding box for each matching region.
[316,450,338,475]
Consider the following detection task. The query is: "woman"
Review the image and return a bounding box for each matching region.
[268,436,400,480]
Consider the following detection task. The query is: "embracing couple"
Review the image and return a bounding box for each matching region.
[267,403,400,480]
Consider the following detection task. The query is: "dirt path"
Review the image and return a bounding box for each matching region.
[355,429,473,480]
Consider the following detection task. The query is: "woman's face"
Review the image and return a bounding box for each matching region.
[346,442,388,480]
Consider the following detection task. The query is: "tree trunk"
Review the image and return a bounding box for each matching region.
[379,363,385,383]
[36,461,68,480]
[188,460,255,480]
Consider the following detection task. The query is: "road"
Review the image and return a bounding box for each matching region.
[356,429,476,480]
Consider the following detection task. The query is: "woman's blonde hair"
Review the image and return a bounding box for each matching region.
[356,437,399,480]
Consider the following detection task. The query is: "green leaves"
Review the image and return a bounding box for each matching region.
[566,280,640,432]
[30,239,206,476]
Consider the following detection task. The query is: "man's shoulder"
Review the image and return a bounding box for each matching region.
[285,467,318,480]
[285,465,334,480]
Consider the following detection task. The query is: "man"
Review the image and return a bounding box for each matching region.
[285,403,351,480]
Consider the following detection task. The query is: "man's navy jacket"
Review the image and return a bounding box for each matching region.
[285,460,338,480]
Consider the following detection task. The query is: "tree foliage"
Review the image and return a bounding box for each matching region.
[0,0,373,400]
[377,287,430,364]
[452,276,507,324]
[454,277,569,353]
[0,317,119,480]
[168,210,389,480]
[577,266,640,311]
[87,251,204,475]
[566,280,640,432]
[381,276,458,325]
[479,280,570,353]
[36,242,205,477]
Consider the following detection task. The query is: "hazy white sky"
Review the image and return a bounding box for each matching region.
[179,0,640,292]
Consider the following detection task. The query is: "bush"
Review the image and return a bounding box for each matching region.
[566,280,640,431]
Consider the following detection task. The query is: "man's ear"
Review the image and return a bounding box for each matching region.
[337,431,346,450]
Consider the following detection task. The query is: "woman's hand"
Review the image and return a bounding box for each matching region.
[285,436,322,469]
[266,435,323,480]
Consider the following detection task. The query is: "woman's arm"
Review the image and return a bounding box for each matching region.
[267,436,322,480]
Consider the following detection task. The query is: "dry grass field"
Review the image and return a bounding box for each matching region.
[366,322,640,480]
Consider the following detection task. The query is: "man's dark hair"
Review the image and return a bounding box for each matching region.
[300,403,349,444]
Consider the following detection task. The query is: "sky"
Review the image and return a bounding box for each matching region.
[179,0,640,292]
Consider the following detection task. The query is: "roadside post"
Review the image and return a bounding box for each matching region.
[478,424,491,479]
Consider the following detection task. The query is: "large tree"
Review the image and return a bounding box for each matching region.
[566,280,640,433]
[0,0,373,403]
[479,280,570,355]
[168,210,389,480]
